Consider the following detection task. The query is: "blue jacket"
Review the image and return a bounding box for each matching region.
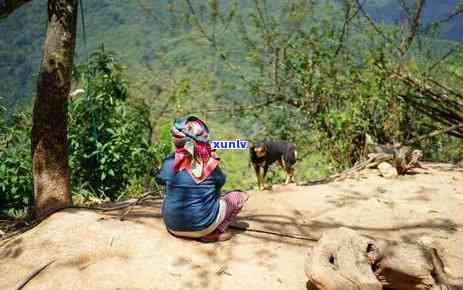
[156,154,225,232]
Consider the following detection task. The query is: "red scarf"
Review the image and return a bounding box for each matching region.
[174,142,219,183]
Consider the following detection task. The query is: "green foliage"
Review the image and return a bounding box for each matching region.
[1,0,462,208]
[0,109,33,216]
[158,122,173,157]
[69,47,159,200]
[1,47,167,215]
[227,1,462,170]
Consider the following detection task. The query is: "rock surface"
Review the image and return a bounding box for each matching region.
[1,163,462,290]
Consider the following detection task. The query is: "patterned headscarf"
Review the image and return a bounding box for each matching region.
[172,116,220,183]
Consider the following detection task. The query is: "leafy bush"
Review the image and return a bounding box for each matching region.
[0,47,166,215]
[0,109,33,216]
[69,46,160,200]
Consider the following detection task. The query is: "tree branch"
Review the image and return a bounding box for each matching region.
[427,45,462,72]
[399,0,426,56]
[410,123,463,144]
[136,0,171,32]
[0,0,32,18]
[424,7,463,34]
[334,0,363,57]
[184,0,215,48]
[354,0,401,54]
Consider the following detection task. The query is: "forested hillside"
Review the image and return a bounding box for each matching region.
[1,0,462,217]
[367,0,463,40]
[1,0,462,110]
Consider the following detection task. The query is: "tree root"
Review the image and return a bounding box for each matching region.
[94,191,162,212]
[305,228,463,290]
[13,260,55,290]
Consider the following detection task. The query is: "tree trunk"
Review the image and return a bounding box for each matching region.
[32,0,77,220]
[305,227,463,290]
[305,228,382,290]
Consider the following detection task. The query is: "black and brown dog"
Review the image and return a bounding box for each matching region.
[249,141,297,190]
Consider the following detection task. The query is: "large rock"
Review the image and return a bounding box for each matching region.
[0,204,310,290]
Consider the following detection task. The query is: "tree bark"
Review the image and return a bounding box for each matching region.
[305,228,382,290]
[32,0,77,220]
[305,227,463,290]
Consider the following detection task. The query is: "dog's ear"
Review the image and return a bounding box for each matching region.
[248,142,255,153]
[262,142,268,152]
[248,142,255,168]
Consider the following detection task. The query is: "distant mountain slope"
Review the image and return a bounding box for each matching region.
[0,0,461,112]
[0,1,47,110]
[0,0,170,110]
[366,0,463,41]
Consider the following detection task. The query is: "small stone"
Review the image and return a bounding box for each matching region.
[416,236,434,247]
[378,162,398,178]
[376,187,387,194]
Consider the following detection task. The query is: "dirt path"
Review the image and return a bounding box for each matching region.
[1,164,462,290]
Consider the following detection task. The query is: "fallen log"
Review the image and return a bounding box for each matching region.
[305,227,463,290]
[303,139,424,185]
[367,136,425,175]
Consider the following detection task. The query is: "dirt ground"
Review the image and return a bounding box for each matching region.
[1,163,462,290]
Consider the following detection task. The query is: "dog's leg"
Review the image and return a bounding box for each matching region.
[285,146,297,184]
[253,164,263,191]
[281,157,291,184]
[258,168,264,191]
[286,167,295,184]
[262,164,269,190]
